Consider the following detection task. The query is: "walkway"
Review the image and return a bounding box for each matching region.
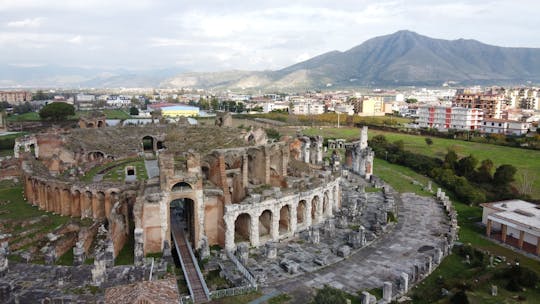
[266,192,449,301]
[144,159,159,179]
[170,217,209,303]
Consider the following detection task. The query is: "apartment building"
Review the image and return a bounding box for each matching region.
[0,91,32,105]
[481,119,531,136]
[452,93,507,119]
[416,106,483,130]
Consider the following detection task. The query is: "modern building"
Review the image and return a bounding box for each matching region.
[291,101,325,115]
[0,91,32,105]
[416,106,483,130]
[160,105,200,117]
[481,119,531,136]
[354,97,385,116]
[453,92,507,119]
[482,200,540,255]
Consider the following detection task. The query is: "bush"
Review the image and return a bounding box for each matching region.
[450,290,469,304]
[313,286,348,304]
[265,128,281,141]
[39,102,75,121]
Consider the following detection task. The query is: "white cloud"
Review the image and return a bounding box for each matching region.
[68,35,82,44]
[6,17,43,28]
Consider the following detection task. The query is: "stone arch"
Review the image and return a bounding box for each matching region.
[323,191,330,216]
[259,209,272,240]
[142,135,155,152]
[94,191,106,218]
[86,122,94,128]
[87,151,105,162]
[333,185,339,210]
[72,190,81,217]
[311,196,320,222]
[279,205,291,235]
[297,200,307,225]
[170,197,197,245]
[97,120,104,128]
[234,213,251,244]
[171,181,193,192]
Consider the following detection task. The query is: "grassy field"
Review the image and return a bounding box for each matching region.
[373,160,540,303]
[6,112,41,122]
[81,157,147,182]
[304,127,540,199]
[7,109,131,122]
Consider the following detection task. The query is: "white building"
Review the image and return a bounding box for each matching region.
[482,200,540,255]
[416,106,483,130]
[291,102,325,115]
[263,102,289,113]
[481,119,530,136]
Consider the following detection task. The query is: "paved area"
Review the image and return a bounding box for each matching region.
[266,192,449,300]
[144,159,159,179]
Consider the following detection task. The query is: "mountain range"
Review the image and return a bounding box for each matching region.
[3,30,540,89]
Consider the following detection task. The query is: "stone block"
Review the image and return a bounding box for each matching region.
[383,281,392,302]
[337,245,351,257]
[280,259,299,274]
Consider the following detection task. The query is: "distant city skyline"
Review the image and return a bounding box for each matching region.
[1,0,540,72]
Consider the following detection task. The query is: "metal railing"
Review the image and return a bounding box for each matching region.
[225,250,258,287]
[183,233,211,300]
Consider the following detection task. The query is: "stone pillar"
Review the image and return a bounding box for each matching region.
[310,227,320,244]
[134,228,144,266]
[383,281,392,302]
[0,242,8,277]
[434,248,443,264]
[536,237,540,256]
[519,231,525,249]
[305,200,313,228]
[361,291,371,304]
[225,216,235,252]
[316,136,323,164]
[271,207,280,241]
[242,154,249,188]
[236,243,249,265]
[290,204,298,235]
[265,242,277,259]
[250,213,259,247]
[302,138,311,164]
[360,126,368,150]
[399,272,408,294]
[486,219,492,237]
[427,256,433,274]
[501,224,507,243]
[91,259,107,286]
[73,240,85,266]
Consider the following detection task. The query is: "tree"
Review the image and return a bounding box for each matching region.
[494,164,517,186]
[456,154,478,179]
[475,159,494,183]
[443,150,458,170]
[425,137,433,145]
[39,102,75,121]
[33,90,48,101]
[405,98,418,104]
[450,290,469,304]
[313,286,347,304]
[129,106,139,116]
[210,97,219,111]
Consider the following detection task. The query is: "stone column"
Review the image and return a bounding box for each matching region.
[242,154,249,188]
[383,281,392,302]
[399,272,408,294]
[536,237,540,256]
[360,126,368,149]
[271,207,280,241]
[305,199,313,227]
[290,203,298,235]
[73,240,85,266]
[0,242,8,277]
[250,212,259,247]
[486,219,492,237]
[501,224,507,243]
[134,228,144,266]
[361,291,371,304]
[302,138,311,163]
[519,231,525,249]
[224,216,235,252]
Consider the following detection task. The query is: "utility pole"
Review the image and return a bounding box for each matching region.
[337,111,341,128]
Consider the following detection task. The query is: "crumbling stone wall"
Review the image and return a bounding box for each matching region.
[344,126,374,180]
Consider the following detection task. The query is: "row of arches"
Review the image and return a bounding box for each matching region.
[23,176,121,219]
[225,185,338,250]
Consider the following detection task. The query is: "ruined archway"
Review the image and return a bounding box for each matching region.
[323,191,330,216]
[95,191,106,218]
[88,151,104,162]
[234,213,251,244]
[279,205,290,235]
[82,191,93,218]
[72,190,81,217]
[142,136,155,153]
[297,200,306,225]
[170,198,196,245]
[259,210,272,240]
[97,120,104,128]
[171,181,193,192]
[311,196,320,221]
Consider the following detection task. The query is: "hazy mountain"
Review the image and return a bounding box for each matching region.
[163,31,540,89]
[4,31,540,89]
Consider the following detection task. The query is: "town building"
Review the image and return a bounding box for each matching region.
[416,106,483,130]
[482,200,540,255]
[291,101,325,115]
[160,105,200,117]
[480,119,531,136]
[0,91,32,105]
[263,102,289,113]
[354,97,385,116]
[452,92,507,119]
[508,88,540,110]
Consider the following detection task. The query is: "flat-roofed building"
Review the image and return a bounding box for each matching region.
[481,118,531,136]
[482,200,540,255]
[160,105,199,117]
[0,91,32,105]
[453,92,507,119]
[417,106,483,130]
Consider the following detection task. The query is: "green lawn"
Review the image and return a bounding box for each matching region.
[6,112,41,122]
[76,109,131,119]
[81,157,147,182]
[304,127,540,199]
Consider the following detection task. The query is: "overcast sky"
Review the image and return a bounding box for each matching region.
[1,0,540,72]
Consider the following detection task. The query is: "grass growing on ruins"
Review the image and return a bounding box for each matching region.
[211,291,263,304]
[303,126,540,199]
[373,159,432,196]
[6,111,41,122]
[56,248,74,266]
[102,159,148,182]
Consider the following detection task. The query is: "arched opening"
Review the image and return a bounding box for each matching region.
[259,210,272,240]
[97,120,104,128]
[95,191,105,218]
[157,141,165,150]
[279,205,290,235]
[86,122,94,128]
[142,136,155,152]
[170,198,196,245]
[297,200,306,225]
[171,182,193,192]
[201,165,210,180]
[323,191,330,216]
[29,144,36,158]
[234,213,251,244]
[72,190,81,216]
[311,196,319,221]
[54,187,61,214]
[88,151,104,162]
[82,191,93,218]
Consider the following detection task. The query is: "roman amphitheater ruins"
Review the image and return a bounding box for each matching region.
[0,113,457,303]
